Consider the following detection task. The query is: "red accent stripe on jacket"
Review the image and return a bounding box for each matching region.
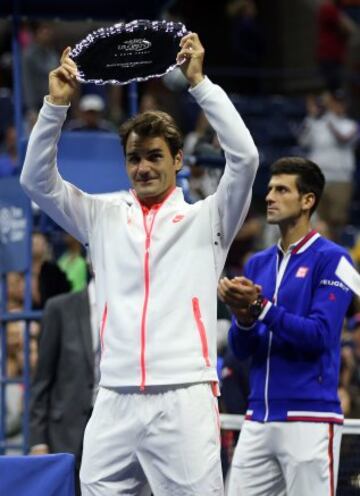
[139,211,157,390]
[100,303,108,352]
[192,297,211,367]
[292,229,317,254]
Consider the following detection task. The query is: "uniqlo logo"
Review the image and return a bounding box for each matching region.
[296,267,309,278]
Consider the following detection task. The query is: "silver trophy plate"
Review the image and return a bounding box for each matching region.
[70,19,188,86]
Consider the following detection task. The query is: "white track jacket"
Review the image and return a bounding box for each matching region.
[20,77,259,389]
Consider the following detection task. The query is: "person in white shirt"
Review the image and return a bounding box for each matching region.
[20,33,259,495]
[299,91,358,241]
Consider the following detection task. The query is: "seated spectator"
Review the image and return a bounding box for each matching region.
[187,123,223,202]
[343,313,360,418]
[0,126,19,178]
[57,234,87,292]
[6,322,24,446]
[31,232,71,309]
[6,320,39,453]
[66,94,115,133]
[351,234,360,270]
[183,111,210,156]
[6,272,25,312]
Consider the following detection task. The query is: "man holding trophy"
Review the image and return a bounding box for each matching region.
[21,26,259,496]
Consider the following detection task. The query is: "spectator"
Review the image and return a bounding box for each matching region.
[183,110,210,156]
[351,233,360,269]
[6,320,39,453]
[22,22,59,126]
[5,322,25,448]
[299,90,358,241]
[188,125,223,201]
[66,94,115,133]
[0,126,19,178]
[31,232,71,309]
[345,313,360,416]
[316,0,357,90]
[226,0,265,93]
[30,279,99,496]
[57,234,87,292]
[6,272,25,312]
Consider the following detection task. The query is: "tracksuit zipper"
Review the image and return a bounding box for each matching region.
[264,250,291,421]
[263,230,318,420]
[140,208,158,391]
[130,187,176,391]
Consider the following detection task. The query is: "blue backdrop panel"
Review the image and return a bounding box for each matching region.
[0,453,75,496]
[57,131,130,194]
[0,176,31,273]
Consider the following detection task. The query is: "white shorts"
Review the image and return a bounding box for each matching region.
[80,383,224,495]
[227,420,342,496]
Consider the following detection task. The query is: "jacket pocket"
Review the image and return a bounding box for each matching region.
[192,297,211,367]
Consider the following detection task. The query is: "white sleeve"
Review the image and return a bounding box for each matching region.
[327,115,358,144]
[297,117,315,148]
[20,98,100,245]
[189,77,259,248]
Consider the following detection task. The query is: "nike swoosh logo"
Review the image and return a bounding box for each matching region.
[172,215,184,223]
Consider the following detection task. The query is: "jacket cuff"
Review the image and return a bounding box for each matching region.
[234,319,257,331]
[41,96,70,122]
[258,299,272,321]
[188,76,212,100]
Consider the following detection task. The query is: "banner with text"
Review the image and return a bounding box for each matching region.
[0,177,31,274]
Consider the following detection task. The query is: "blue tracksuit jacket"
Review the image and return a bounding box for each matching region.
[229,230,353,424]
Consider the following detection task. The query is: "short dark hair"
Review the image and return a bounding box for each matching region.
[270,157,325,215]
[119,110,183,158]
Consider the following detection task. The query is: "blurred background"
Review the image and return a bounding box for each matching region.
[1,0,360,493]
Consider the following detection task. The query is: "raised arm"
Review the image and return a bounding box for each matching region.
[178,33,259,248]
[20,48,98,245]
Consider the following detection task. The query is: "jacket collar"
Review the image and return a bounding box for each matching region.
[130,186,184,213]
[277,229,321,256]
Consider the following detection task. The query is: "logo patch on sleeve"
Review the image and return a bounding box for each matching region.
[296,266,309,278]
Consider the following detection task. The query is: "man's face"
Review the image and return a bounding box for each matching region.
[266,174,311,225]
[125,132,182,206]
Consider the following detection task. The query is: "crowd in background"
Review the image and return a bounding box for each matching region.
[1,0,360,488]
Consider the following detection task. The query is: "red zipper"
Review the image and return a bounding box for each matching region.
[131,187,176,391]
[192,297,211,367]
[139,208,158,390]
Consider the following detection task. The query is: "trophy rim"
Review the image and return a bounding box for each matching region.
[70,19,188,86]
